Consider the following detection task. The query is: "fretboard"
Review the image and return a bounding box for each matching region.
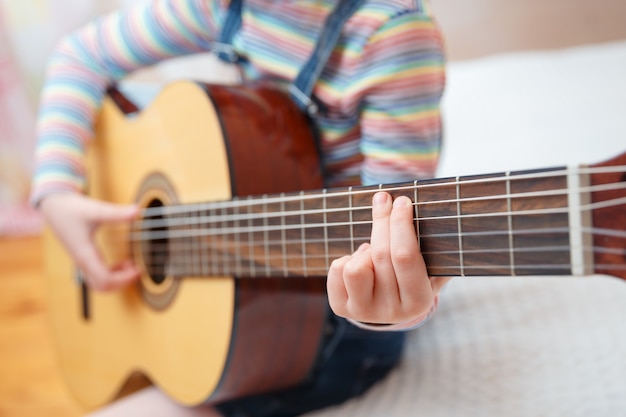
[135,166,597,279]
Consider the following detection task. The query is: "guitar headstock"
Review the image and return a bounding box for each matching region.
[589,150,626,281]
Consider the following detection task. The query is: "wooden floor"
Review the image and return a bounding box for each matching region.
[0,235,84,417]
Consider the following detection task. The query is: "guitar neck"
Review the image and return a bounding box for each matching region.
[135,161,626,280]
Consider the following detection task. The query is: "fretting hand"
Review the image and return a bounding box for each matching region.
[327,192,451,327]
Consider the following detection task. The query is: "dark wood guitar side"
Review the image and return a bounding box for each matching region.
[196,83,329,402]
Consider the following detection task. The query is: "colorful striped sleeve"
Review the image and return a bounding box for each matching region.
[352,9,446,185]
[30,0,222,205]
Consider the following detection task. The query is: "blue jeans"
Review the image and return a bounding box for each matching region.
[215,317,406,417]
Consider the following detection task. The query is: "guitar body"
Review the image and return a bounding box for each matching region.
[45,81,329,408]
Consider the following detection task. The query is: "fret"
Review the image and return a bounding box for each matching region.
[246,197,266,277]
[323,190,329,271]
[279,191,303,276]
[167,215,176,276]
[300,191,307,276]
[180,212,190,276]
[509,168,570,275]
[247,195,257,277]
[181,212,189,275]
[414,181,420,251]
[165,213,176,276]
[231,205,238,276]
[349,186,355,254]
[325,187,353,267]
[417,178,460,276]
[233,200,242,277]
[220,205,230,276]
[302,189,326,275]
[458,173,511,276]
[190,209,198,275]
[262,196,271,276]
[259,193,284,276]
[456,177,465,276]
[199,208,209,276]
[224,202,241,276]
[189,212,204,275]
[506,172,515,276]
[150,209,169,281]
[351,185,380,254]
[280,195,288,277]
[209,205,219,276]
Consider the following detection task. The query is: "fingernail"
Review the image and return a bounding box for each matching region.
[373,192,388,205]
[393,196,411,208]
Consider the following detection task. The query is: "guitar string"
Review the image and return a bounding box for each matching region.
[131,225,621,252]
[134,178,626,231]
[102,223,626,275]
[137,165,626,220]
[138,247,626,275]
[124,226,626,275]
[140,241,626,260]
[104,194,626,265]
[142,260,626,277]
[127,195,626,242]
[129,213,626,275]
[101,193,625,266]
[129,215,626,274]
[95,165,625,275]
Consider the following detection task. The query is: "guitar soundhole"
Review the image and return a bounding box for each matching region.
[144,198,168,286]
[134,172,181,310]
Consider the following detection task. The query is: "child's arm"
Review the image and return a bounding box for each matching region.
[31,0,220,205]
[32,0,222,290]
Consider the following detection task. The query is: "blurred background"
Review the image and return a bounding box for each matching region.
[0,1,625,416]
[0,0,134,235]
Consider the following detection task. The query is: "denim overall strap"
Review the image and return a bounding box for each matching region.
[215,0,365,113]
[289,0,366,115]
[214,0,243,63]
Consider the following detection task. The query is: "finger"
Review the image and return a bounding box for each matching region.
[74,242,118,291]
[107,261,141,289]
[327,244,373,318]
[327,255,350,315]
[79,249,139,292]
[368,192,398,298]
[389,196,432,305]
[83,199,139,223]
[341,243,375,316]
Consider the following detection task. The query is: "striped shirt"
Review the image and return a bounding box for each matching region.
[31,0,446,203]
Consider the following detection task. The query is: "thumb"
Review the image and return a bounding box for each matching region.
[83,199,139,223]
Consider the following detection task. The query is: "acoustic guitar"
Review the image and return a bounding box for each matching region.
[44,81,626,409]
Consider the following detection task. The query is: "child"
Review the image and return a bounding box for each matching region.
[32,0,450,415]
